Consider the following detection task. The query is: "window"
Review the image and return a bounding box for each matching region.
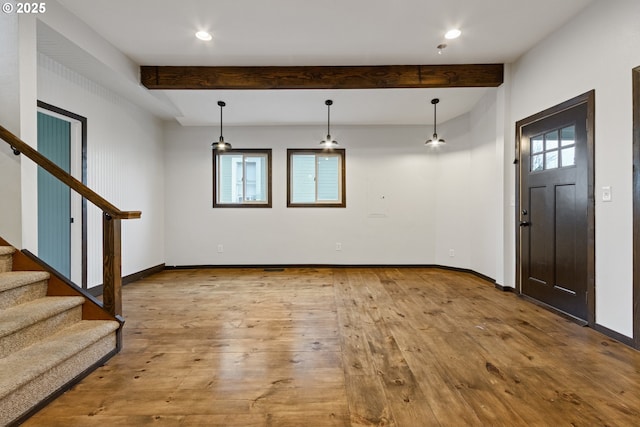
[213,149,272,207]
[287,149,346,207]
[530,125,576,172]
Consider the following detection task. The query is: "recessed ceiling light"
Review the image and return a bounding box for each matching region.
[195,31,213,41]
[444,29,462,40]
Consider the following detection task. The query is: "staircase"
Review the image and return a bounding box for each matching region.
[0,245,120,426]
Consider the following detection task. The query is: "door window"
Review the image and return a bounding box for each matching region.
[530,125,576,172]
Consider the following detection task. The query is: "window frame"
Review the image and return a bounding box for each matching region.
[287,148,346,208]
[213,148,272,208]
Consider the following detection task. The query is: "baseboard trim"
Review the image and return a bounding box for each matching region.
[164,264,496,284]
[88,263,165,297]
[433,265,496,285]
[494,283,515,292]
[122,263,166,285]
[593,323,635,348]
[166,263,443,270]
[164,263,498,284]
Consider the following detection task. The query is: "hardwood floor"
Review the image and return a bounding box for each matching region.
[23,267,640,426]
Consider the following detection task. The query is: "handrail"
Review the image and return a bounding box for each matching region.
[0,124,140,316]
[0,125,140,220]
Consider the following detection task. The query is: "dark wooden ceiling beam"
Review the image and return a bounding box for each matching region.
[140,64,503,90]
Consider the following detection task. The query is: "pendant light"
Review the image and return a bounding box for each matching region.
[212,100,232,151]
[425,98,446,146]
[320,99,339,148]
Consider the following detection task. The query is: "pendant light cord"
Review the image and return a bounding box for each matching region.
[327,102,331,136]
[219,103,223,140]
[433,101,437,135]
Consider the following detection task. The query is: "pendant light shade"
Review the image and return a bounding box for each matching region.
[320,99,339,148]
[425,98,446,146]
[213,100,232,151]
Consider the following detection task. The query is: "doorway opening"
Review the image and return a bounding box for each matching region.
[36,101,87,288]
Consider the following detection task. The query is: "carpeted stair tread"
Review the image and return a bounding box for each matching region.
[0,271,50,310]
[0,247,15,256]
[0,296,85,340]
[0,271,50,293]
[0,247,16,274]
[0,320,119,401]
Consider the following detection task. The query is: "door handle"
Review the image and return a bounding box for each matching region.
[519,221,530,227]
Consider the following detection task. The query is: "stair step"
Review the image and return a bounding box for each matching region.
[0,320,120,425]
[0,271,50,310]
[0,296,85,358]
[0,246,15,273]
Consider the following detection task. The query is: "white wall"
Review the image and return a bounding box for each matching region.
[498,72,515,289]
[428,88,503,281]
[0,12,23,246]
[0,15,39,249]
[38,54,166,287]
[19,16,38,254]
[470,91,501,280]
[164,123,440,266]
[510,0,640,336]
[432,114,473,269]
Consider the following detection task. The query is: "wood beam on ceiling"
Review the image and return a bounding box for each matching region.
[140,64,504,90]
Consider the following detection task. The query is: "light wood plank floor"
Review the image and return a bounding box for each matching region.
[23,268,640,426]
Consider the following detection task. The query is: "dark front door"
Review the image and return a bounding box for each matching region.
[519,100,590,321]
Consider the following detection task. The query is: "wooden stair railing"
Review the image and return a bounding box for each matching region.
[0,124,141,316]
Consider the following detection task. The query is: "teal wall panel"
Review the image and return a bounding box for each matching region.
[37,112,71,278]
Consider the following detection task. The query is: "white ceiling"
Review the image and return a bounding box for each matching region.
[45,0,594,126]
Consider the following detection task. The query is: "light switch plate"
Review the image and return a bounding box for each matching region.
[602,186,612,202]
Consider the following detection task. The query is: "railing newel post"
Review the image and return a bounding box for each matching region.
[103,212,122,317]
